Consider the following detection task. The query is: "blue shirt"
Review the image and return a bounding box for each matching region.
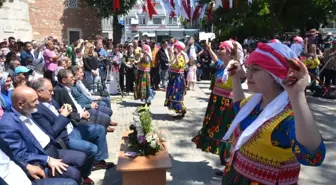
[20,51,33,64]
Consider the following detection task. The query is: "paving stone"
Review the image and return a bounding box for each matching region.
[90,80,335,185]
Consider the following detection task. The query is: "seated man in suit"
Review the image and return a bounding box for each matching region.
[71,66,112,109]
[0,86,89,185]
[0,137,77,185]
[30,78,112,175]
[71,66,117,126]
[53,69,115,132]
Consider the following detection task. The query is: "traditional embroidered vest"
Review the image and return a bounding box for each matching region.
[137,61,151,72]
[229,97,300,185]
[169,53,185,74]
[213,77,233,98]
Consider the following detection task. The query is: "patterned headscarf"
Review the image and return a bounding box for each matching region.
[223,43,297,152]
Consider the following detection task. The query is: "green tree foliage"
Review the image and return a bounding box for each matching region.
[208,0,336,40]
[0,0,13,8]
[84,0,137,18]
[83,0,137,44]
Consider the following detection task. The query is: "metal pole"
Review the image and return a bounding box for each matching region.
[124,16,127,43]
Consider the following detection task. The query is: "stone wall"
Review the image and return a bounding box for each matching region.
[28,0,102,44]
[0,0,33,41]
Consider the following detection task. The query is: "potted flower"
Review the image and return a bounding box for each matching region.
[127,105,165,156]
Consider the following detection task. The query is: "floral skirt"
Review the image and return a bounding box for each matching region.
[191,93,234,158]
[134,70,154,102]
[164,73,186,113]
[221,164,299,185]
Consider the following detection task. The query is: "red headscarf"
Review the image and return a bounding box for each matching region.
[246,42,296,80]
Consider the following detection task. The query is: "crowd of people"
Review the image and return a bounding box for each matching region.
[0,36,119,185]
[0,28,335,185]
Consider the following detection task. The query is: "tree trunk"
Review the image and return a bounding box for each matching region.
[112,15,122,46]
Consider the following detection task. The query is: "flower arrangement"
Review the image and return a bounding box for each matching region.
[127,105,165,156]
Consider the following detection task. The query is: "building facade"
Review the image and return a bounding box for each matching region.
[122,2,182,42]
[101,2,198,42]
[0,0,101,44]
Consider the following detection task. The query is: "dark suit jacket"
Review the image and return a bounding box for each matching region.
[32,100,70,145]
[53,84,78,112]
[53,83,83,121]
[158,47,169,70]
[0,111,55,167]
[71,83,92,110]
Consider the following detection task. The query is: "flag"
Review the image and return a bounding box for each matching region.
[192,4,201,20]
[147,0,158,19]
[198,4,207,21]
[161,0,175,16]
[181,0,190,20]
[223,0,229,8]
[169,0,176,17]
[207,2,213,21]
[215,0,222,9]
[113,0,120,12]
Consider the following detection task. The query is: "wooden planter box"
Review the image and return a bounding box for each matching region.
[116,131,172,185]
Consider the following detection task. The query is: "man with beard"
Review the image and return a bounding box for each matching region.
[0,86,88,184]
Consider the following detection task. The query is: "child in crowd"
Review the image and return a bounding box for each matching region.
[75,48,84,67]
[187,59,197,91]
[53,59,67,83]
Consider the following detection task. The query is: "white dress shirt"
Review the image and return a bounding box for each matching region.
[189,45,197,60]
[63,85,84,114]
[42,103,74,135]
[164,48,170,62]
[12,108,50,149]
[76,80,100,101]
[0,150,31,185]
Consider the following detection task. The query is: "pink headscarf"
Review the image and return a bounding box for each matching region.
[218,40,234,52]
[293,36,303,44]
[142,44,150,53]
[173,42,185,51]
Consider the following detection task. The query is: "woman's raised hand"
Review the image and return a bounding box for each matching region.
[227,60,243,78]
[283,59,309,96]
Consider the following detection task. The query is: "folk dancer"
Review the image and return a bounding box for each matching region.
[221,42,325,185]
[164,42,187,117]
[134,44,155,105]
[192,40,244,165]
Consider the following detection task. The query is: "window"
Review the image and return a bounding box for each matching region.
[168,17,177,25]
[67,0,78,8]
[153,18,162,25]
[139,17,147,25]
[125,18,131,25]
[67,28,82,45]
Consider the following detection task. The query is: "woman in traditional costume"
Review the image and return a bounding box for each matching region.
[221,42,326,185]
[134,44,155,104]
[164,42,187,117]
[192,40,243,161]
